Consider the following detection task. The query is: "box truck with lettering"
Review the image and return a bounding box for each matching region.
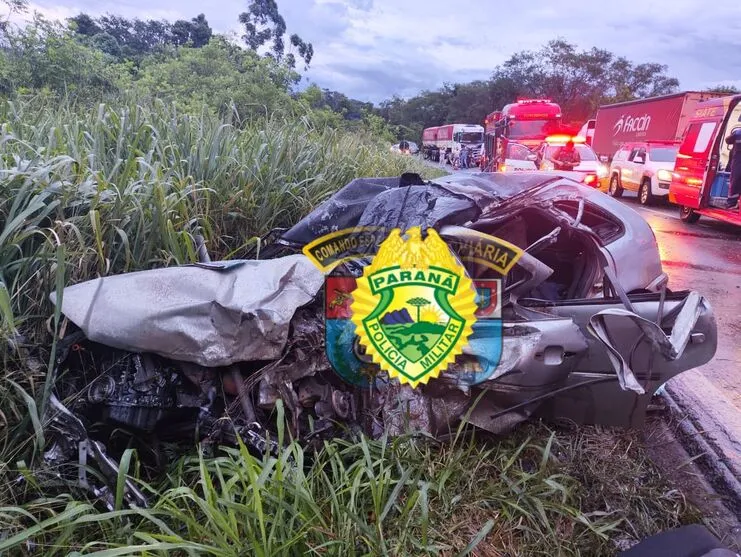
[590,92,725,162]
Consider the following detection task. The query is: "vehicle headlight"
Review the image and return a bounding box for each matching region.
[597,165,608,178]
[657,169,672,181]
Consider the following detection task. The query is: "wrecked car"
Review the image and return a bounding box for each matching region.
[43,171,716,508]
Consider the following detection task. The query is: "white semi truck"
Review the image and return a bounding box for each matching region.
[421,123,484,164]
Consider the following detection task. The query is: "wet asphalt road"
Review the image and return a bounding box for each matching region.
[617,192,741,409]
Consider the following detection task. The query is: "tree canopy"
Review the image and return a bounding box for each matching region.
[68,12,213,62]
[378,39,681,139]
[0,9,692,147]
[239,0,313,69]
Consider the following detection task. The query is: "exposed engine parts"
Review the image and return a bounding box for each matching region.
[39,173,717,509]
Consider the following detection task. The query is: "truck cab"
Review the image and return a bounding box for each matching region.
[451,124,484,164]
[481,99,562,171]
[670,95,741,226]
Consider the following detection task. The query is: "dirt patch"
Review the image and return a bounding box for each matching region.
[643,411,741,551]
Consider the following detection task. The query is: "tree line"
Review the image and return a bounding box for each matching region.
[1,0,737,143]
[378,39,739,141]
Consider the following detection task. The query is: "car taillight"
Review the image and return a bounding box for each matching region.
[584,174,598,186]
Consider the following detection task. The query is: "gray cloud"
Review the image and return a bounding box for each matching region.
[25,0,741,102]
[431,36,474,48]
[346,0,373,10]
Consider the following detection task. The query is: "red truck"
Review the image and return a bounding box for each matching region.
[481,98,562,170]
[591,91,725,161]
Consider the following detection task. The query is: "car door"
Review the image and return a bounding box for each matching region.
[631,147,647,187]
[503,142,537,171]
[515,291,716,427]
[671,120,721,208]
[620,146,638,190]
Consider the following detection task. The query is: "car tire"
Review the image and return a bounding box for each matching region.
[679,206,700,223]
[639,179,653,205]
[609,174,624,198]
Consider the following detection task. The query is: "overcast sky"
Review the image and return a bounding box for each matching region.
[18,0,741,103]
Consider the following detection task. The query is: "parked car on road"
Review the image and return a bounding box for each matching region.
[390,140,419,155]
[534,135,606,187]
[608,141,678,205]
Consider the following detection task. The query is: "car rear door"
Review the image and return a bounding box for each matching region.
[631,147,647,187]
[670,120,720,208]
[504,143,537,171]
[515,291,716,427]
[620,147,641,191]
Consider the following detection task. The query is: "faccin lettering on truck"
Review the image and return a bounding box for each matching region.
[589,91,725,162]
[613,114,652,136]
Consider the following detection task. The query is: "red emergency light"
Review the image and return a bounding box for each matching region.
[545,134,587,144]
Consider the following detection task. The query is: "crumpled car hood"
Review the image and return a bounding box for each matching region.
[50,255,324,367]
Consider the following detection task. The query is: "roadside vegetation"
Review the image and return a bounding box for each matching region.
[0,0,711,554]
[1,418,700,556]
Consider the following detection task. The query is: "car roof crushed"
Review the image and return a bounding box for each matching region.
[36,173,717,509]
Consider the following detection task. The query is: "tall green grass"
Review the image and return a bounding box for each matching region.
[0,422,698,556]
[0,98,699,556]
[0,95,437,476]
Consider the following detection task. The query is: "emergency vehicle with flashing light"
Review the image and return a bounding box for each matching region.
[481,98,562,171]
[534,135,604,188]
[670,94,741,226]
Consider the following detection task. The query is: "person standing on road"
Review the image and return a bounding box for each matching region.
[550,140,581,171]
[459,146,469,169]
[724,128,741,208]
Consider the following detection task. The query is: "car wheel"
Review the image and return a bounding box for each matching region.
[608,174,624,198]
[679,206,700,223]
[639,179,653,205]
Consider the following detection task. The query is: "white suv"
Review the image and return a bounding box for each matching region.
[608,142,678,205]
